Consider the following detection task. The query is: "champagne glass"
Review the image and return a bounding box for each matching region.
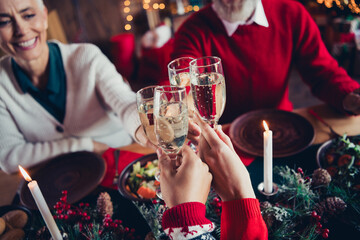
[154,86,189,156]
[168,57,195,117]
[136,86,158,146]
[189,56,226,128]
[137,86,164,198]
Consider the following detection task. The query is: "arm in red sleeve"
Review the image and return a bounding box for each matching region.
[221,198,268,240]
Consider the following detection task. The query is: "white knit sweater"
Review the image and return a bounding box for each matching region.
[0,41,141,173]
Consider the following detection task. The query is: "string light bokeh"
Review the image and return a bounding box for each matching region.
[316,0,360,14]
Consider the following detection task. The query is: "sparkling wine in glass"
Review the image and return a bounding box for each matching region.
[136,86,158,146]
[154,86,189,155]
[190,56,226,127]
[168,57,195,117]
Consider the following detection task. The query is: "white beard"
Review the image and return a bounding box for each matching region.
[213,0,258,22]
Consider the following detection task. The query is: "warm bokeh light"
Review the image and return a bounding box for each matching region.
[159,3,165,9]
[193,5,200,11]
[153,3,159,9]
[143,3,149,9]
[124,0,130,6]
[124,7,130,13]
[316,0,360,14]
[126,15,133,21]
[144,0,151,3]
[125,24,132,31]
[19,165,32,182]
[263,120,269,131]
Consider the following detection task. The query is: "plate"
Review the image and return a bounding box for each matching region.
[118,153,158,202]
[20,151,106,210]
[316,135,360,169]
[229,109,315,158]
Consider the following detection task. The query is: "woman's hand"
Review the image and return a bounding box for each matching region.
[187,119,201,146]
[194,113,255,201]
[343,88,360,114]
[158,145,212,208]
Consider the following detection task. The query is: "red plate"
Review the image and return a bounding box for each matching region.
[229,109,314,158]
[20,151,105,210]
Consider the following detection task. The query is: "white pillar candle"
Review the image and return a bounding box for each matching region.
[263,121,273,194]
[19,166,63,240]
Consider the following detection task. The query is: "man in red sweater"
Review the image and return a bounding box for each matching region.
[172,0,360,124]
[159,114,267,239]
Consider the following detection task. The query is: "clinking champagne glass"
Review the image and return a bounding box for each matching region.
[189,56,226,128]
[136,86,158,146]
[136,86,163,198]
[168,57,195,117]
[154,86,189,198]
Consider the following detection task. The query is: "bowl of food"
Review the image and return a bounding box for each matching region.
[0,205,32,239]
[118,153,160,201]
[316,135,360,177]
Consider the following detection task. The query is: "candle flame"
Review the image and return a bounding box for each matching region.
[18,165,32,182]
[263,120,269,131]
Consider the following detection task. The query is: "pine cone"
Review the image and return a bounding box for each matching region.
[314,197,347,217]
[260,201,272,210]
[96,192,113,218]
[312,168,332,187]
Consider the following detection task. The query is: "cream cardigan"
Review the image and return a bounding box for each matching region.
[0,41,140,173]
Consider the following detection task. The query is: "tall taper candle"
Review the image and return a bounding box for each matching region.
[19,166,63,240]
[263,121,273,194]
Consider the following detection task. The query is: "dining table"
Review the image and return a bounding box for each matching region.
[1,103,360,239]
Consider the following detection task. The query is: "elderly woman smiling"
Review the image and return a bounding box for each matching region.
[0,0,145,173]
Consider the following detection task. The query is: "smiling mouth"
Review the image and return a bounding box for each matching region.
[14,37,38,49]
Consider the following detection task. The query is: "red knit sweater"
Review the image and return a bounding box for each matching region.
[162,198,268,239]
[172,0,360,124]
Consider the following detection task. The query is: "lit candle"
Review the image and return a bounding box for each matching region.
[263,121,273,194]
[19,166,63,240]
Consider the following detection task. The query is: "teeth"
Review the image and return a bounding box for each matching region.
[18,38,36,47]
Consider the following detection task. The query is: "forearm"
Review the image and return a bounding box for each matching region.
[0,137,93,174]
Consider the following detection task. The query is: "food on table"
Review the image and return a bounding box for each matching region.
[0,228,25,240]
[0,209,28,239]
[320,135,360,181]
[126,159,159,199]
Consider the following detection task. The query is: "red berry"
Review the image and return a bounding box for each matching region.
[311,211,317,218]
[322,229,329,234]
[322,232,329,239]
[316,222,322,228]
[316,215,322,221]
[297,167,304,174]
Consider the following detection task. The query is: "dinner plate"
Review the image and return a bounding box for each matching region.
[316,135,360,169]
[20,151,106,210]
[118,153,158,202]
[229,109,315,158]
